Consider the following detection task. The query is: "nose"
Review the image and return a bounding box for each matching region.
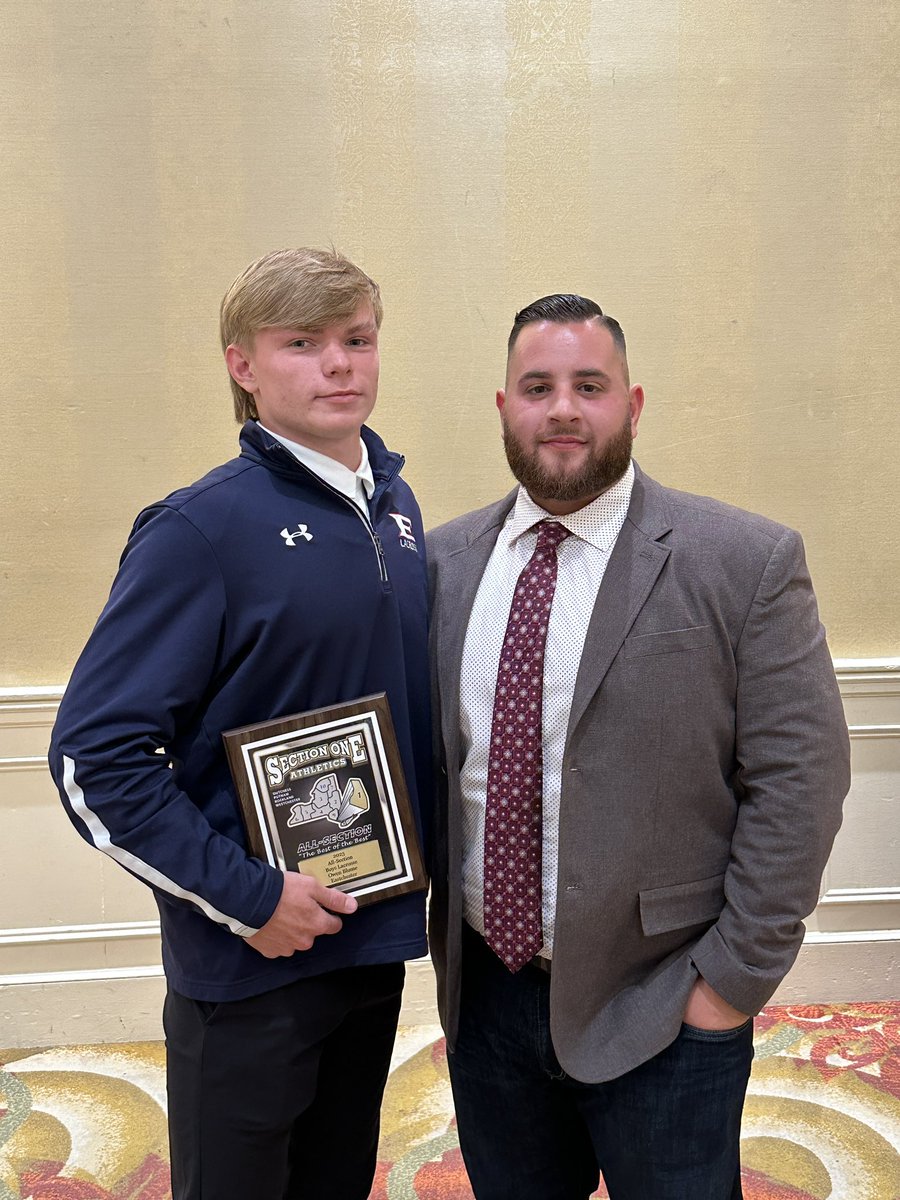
[321,340,351,375]
[546,388,579,422]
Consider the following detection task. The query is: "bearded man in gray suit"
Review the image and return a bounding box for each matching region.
[426,294,850,1200]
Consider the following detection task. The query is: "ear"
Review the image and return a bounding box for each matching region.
[628,384,645,436]
[496,387,506,415]
[225,344,258,393]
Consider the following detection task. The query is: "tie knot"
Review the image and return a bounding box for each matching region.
[535,521,570,553]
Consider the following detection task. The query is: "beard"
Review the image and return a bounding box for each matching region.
[501,414,634,507]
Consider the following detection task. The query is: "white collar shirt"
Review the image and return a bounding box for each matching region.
[458,462,635,958]
[258,423,375,513]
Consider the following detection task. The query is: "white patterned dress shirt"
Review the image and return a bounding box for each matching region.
[458,462,635,959]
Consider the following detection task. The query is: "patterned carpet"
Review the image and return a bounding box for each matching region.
[2,1003,900,1199]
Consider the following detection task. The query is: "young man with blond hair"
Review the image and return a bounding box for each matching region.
[50,248,431,1200]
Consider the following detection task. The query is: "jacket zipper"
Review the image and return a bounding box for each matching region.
[342,495,389,584]
[265,441,396,585]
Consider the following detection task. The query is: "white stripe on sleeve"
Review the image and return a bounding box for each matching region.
[63,754,259,938]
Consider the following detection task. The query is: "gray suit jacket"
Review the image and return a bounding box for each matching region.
[427,464,850,1083]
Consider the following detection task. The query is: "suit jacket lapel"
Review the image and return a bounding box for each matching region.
[437,491,517,771]
[567,468,673,739]
[436,470,674,755]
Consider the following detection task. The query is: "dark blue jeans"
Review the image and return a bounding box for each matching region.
[449,926,752,1200]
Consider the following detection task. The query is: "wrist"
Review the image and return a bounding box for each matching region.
[684,977,750,1030]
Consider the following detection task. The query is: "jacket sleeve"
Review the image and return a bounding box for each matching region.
[48,506,283,936]
[689,528,850,1014]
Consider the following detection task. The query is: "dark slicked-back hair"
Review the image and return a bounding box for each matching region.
[507,294,629,382]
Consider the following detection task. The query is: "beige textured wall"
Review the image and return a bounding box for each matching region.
[2,0,897,683]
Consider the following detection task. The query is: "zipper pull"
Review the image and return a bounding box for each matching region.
[372,532,389,583]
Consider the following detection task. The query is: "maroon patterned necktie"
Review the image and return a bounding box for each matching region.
[483,520,571,972]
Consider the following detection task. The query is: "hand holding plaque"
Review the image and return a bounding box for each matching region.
[223,693,427,907]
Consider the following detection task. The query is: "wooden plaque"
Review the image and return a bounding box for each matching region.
[222,693,427,907]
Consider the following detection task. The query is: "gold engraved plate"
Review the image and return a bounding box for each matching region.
[302,841,386,887]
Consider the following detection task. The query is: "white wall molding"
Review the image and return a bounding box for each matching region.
[819,888,900,908]
[0,963,165,988]
[0,688,65,721]
[0,920,162,947]
[0,755,53,772]
[804,929,900,943]
[833,657,900,677]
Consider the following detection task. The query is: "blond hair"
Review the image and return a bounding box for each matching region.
[220,247,383,422]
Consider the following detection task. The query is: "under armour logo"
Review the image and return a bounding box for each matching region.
[280,525,313,546]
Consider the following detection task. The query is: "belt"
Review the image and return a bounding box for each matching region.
[463,923,552,976]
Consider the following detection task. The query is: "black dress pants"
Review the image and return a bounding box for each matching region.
[163,961,405,1200]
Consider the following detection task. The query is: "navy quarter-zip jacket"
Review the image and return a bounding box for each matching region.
[49,421,431,1001]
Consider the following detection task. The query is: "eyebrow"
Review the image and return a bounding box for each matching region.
[517,368,612,383]
[283,319,377,336]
